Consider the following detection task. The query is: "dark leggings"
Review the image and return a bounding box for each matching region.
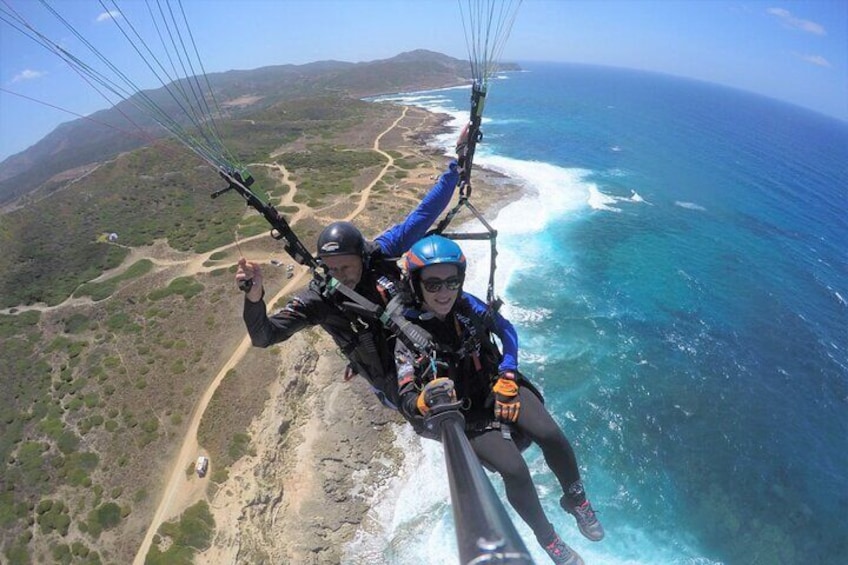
[466,388,581,545]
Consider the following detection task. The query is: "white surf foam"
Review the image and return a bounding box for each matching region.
[588,184,622,212]
[342,425,455,564]
[675,201,707,211]
[630,190,646,203]
[350,87,718,565]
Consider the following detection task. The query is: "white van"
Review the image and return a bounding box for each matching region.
[195,456,209,478]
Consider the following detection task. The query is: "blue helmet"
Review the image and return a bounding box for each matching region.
[404,236,467,298]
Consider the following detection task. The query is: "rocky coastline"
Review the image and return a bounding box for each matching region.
[198,108,523,564]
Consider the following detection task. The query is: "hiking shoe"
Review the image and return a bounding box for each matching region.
[543,533,584,565]
[561,497,605,541]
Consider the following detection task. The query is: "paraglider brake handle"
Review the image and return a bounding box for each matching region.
[237,278,253,293]
[211,170,254,199]
[423,380,464,432]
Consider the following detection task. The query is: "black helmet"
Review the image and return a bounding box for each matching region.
[316,221,366,257]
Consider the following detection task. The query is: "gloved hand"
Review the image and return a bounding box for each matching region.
[416,377,457,416]
[493,372,520,423]
[236,258,264,302]
[310,270,332,298]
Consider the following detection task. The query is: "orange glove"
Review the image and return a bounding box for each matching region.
[493,374,520,423]
[416,378,457,416]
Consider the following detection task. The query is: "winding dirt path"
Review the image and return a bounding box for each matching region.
[1,109,406,321]
[131,106,411,564]
[131,269,309,565]
[344,106,407,220]
[0,163,303,317]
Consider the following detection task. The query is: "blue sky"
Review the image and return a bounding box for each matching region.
[1,0,846,162]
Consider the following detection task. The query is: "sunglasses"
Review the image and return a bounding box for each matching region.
[421,276,463,293]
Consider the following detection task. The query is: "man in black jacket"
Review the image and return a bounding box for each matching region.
[237,160,459,409]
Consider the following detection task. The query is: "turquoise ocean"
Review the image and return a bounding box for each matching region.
[345,62,848,564]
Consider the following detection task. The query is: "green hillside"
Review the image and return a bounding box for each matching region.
[0,88,437,564]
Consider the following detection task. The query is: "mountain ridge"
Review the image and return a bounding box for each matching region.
[1,49,517,206]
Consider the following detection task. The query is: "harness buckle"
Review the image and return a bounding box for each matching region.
[349,316,369,333]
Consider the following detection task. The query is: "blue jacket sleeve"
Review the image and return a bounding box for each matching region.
[464,292,519,373]
[374,161,459,257]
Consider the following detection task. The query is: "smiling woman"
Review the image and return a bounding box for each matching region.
[394,234,605,564]
[404,236,466,318]
[419,263,463,317]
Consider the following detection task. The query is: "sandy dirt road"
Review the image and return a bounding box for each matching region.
[130,269,308,565]
[131,106,410,564]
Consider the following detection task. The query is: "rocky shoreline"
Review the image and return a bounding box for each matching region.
[198,108,524,564]
[199,334,408,564]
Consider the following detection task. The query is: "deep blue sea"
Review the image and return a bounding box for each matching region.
[347,62,848,565]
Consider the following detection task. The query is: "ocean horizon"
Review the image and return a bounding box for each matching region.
[347,62,847,565]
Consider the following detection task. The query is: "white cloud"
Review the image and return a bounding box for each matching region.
[11,69,46,83]
[96,10,121,23]
[767,7,826,36]
[797,53,832,68]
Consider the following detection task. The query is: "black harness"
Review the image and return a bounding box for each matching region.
[317,248,437,408]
